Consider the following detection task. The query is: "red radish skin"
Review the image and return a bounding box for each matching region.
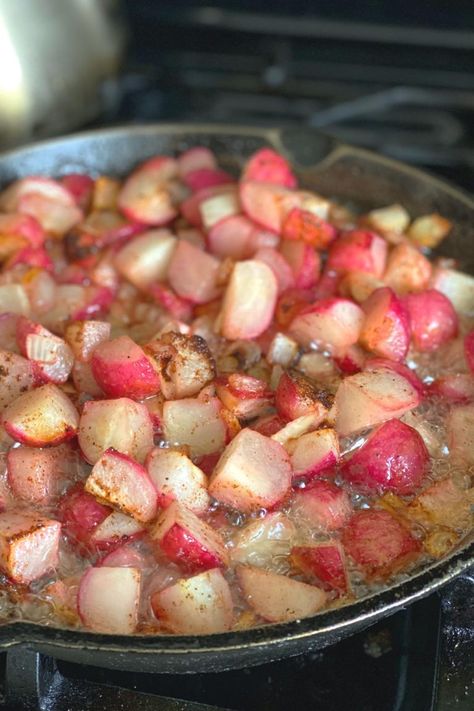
[0,350,36,410]
[0,512,61,585]
[59,484,111,549]
[180,184,236,228]
[7,444,75,505]
[0,212,45,248]
[152,568,234,634]
[114,229,176,289]
[290,428,340,480]
[184,168,234,192]
[282,208,336,248]
[290,480,352,531]
[168,239,221,304]
[241,148,297,188]
[289,297,365,353]
[162,396,226,457]
[360,287,411,361]
[61,174,94,209]
[403,289,458,352]
[230,512,296,567]
[342,510,421,580]
[118,156,178,225]
[340,419,430,495]
[279,240,321,289]
[334,344,366,375]
[150,501,229,573]
[465,331,474,373]
[6,247,53,271]
[146,447,210,514]
[78,566,141,634]
[85,448,158,523]
[178,147,217,177]
[275,370,329,422]
[91,336,160,399]
[291,542,350,595]
[237,565,327,623]
[209,428,292,513]
[384,243,432,294]
[429,374,474,403]
[327,230,387,278]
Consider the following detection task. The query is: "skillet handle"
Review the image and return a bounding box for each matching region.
[272,126,342,168]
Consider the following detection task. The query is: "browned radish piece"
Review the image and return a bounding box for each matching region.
[430,268,474,316]
[254,247,295,294]
[242,148,297,188]
[118,156,178,225]
[290,480,351,532]
[240,181,297,233]
[209,428,292,513]
[429,374,474,403]
[365,204,410,239]
[78,566,141,634]
[291,542,350,595]
[403,289,458,352]
[364,358,425,398]
[168,239,221,304]
[150,283,193,322]
[282,208,336,248]
[0,284,30,316]
[0,350,36,410]
[2,384,78,446]
[237,565,326,623]
[230,512,296,567]
[275,370,330,422]
[146,447,210,514]
[383,243,432,294]
[162,396,226,457]
[342,510,421,580]
[339,270,384,304]
[446,403,474,466]
[90,512,144,549]
[0,212,45,249]
[152,568,234,634]
[151,501,229,572]
[279,240,321,289]
[60,173,94,209]
[407,213,452,249]
[180,184,236,228]
[91,336,160,400]
[271,413,324,446]
[85,448,158,523]
[290,428,340,480]
[360,287,410,362]
[64,320,111,362]
[216,373,272,421]
[114,229,176,289]
[184,168,234,192]
[7,443,76,505]
[218,260,278,340]
[409,477,473,531]
[334,366,421,436]
[340,419,429,495]
[0,512,61,584]
[289,297,364,354]
[327,230,387,278]
[59,484,111,549]
[207,215,255,259]
[78,398,154,464]
[465,331,474,373]
[200,190,240,230]
[178,146,217,177]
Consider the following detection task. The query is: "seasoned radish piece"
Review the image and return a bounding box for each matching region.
[216,373,272,421]
[2,384,78,446]
[290,428,340,480]
[364,358,425,398]
[147,448,210,514]
[17,317,74,384]
[365,204,410,237]
[327,230,387,278]
[90,512,144,547]
[114,230,177,288]
[242,148,297,188]
[342,510,421,580]
[237,565,326,623]
[118,156,178,225]
[218,260,278,340]
[59,484,111,548]
[275,370,330,422]
[151,501,229,572]
[152,568,234,634]
[409,477,472,531]
[407,213,452,248]
[383,243,432,294]
[271,413,324,446]
[230,512,296,567]
[0,512,61,584]
[360,287,410,361]
[403,289,458,352]
[78,398,154,464]
[446,403,474,466]
[340,419,429,495]
[291,542,350,595]
[254,247,295,294]
[290,481,351,532]
[340,270,384,304]
[7,444,75,505]
[334,366,421,436]
[279,240,321,289]
[282,208,336,248]
[209,428,292,513]
[430,268,474,316]
[240,181,296,233]
[162,396,226,457]
[91,336,160,399]
[0,350,35,410]
[168,239,220,304]
[85,448,158,523]
[289,297,364,353]
[64,320,111,362]
[78,566,141,634]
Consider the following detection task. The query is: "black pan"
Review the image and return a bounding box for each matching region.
[0,124,472,674]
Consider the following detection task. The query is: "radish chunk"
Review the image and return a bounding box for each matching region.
[118,156,178,225]
[360,287,410,362]
[327,230,387,278]
[78,398,154,464]
[230,512,296,567]
[409,477,472,531]
[59,484,111,549]
[209,428,292,513]
[168,239,221,304]
[279,240,321,289]
[0,512,60,584]
[64,320,111,362]
[91,336,160,399]
[291,542,350,595]
[275,370,330,422]
[114,230,177,289]
[282,208,336,248]
[151,501,229,572]
[7,444,75,505]
[340,419,429,495]
[2,384,79,446]
[85,448,158,523]
[237,565,326,623]
[162,396,226,457]
[290,428,340,480]
[0,350,35,411]
[289,297,364,353]
[447,403,474,466]
[152,568,234,634]
[342,510,421,580]
[147,447,210,514]
[290,480,351,531]
[383,243,432,294]
[218,260,278,340]
[207,215,255,260]
[0,212,45,249]
[90,512,144,548]
[430,268,474,316]
[254,247,295,294]
[242,148,297,188]
[334,367,421,436]
[240,181,293,233]
[17,317,74,384]
[178,146,217,177]
[403,289,458,352]
[216,373,272,421]
[78,566,141,634]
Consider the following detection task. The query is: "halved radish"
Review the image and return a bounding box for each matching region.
[383,243,432,294]
[178,146,217,177]
[253,247,295,294]
[289,297,364,353]
[114,229,177,289]
[279,240,321,289]
[230,511,296,567]
[91,336,160,399]
[0,350,36,410]
[17,317,74,384]
[78,398,154,464]
[118,156,178,225]
[446,403,474,466]
[209,428,292,513]
[64,320,111,362]
[0,512,61,585]
[237,565,326,623]
[289,428,340,480]
[241,148,297,188]
[403,289,458,352]
[2,384,79,446]
[275,370,330,422]
[151,501,229,572]
[218,260,278,340]
[282,208,336,248]
[147,447,210,514]
[168,239,221,304]
[290,480,351,532]
[0,212,45,249]
[7,443,75,505]
[291,542,350,595]
[78,566,141,634]
[90,512,144,548]
[360,287,410,361]
[162,396,226,457]
[59,484,111,549]
[327,230,387,278]
[151,568,234,634]
[430,268,474,316]
[207,215,255,259]
[85,448,158,523]
[215,373,272,421]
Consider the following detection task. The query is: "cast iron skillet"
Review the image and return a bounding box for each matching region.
[0,124,472,673]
